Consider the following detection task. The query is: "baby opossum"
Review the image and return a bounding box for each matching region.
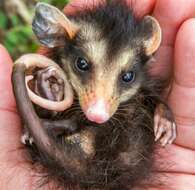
[12,1,177,190]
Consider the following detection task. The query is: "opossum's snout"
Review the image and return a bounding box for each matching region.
[84,98,110,124]
[79,86,119,124]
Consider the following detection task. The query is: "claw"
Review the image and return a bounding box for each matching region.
[21,132,34,146]
[29,137,34,145]
[154,104,177,147]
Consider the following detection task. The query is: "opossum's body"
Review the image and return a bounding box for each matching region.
[12,1,175,190]
[30,78,161,190]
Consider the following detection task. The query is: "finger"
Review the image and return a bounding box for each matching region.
[0,111,22,159]
[151,0,195,78]
[168,19,195,149]
[150,144,195,190]
[156,144,195,174]
[0,45,16,111]
[165,174,195,190]
[64,0,106,15]
[154,0,195,46]
[64,0,156,17]
[125,0,156,17]
[151,174,195,190]
[174,19,195,88]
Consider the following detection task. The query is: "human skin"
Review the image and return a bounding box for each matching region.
[1,0,195,189]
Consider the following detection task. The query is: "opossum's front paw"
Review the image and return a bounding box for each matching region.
[21,132,34,146]
[154,104,177,147]
[42,118,79,137]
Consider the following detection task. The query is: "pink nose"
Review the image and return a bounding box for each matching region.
[85,99,110,124]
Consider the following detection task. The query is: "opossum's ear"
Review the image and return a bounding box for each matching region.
[141,16,162,56]
[32,3,79,48]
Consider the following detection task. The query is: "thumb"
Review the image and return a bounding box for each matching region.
[0,45,22,161]
[0,45,16,111]
[168,19,195,149]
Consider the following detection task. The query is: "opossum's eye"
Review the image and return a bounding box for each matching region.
[75,57,90,72]
[121,71,135,83]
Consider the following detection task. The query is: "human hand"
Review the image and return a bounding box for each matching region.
[0,45,37,189]
[1,0,195,189]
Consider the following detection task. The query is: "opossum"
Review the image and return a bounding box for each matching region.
[12,1,177,190]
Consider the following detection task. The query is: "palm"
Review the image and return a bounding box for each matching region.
[1,0,195,189]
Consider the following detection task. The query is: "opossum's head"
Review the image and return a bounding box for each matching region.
[33,2,161,124]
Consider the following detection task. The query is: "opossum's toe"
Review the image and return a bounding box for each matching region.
[21,132,34,145]
[154,104,177,146]
[29,137,34,145]
[157,120,176,146]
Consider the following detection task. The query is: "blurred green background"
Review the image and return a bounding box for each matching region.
[0,0,69,59]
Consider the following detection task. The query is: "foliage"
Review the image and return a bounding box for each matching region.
[0,0,69,59]
[41,0,69,8]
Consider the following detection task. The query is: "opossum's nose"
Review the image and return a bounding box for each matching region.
[85,99,110,124]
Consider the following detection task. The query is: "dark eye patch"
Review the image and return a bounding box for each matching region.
[75,57,90,72]
[121,71,135,84]
[60,44,94,85]
[118,57,144,91]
